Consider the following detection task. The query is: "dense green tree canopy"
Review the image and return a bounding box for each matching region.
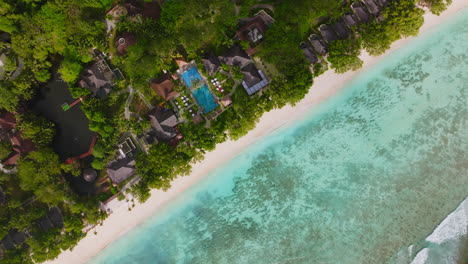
[328,39,363,73]
[17,113,55,147]
[17,148,67,204]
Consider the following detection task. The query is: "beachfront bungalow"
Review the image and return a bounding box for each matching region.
[319,24,338,44]
[308,34,328,56]
[115,32,137,56]
[351,2,371,23]
[332,21,350,39]
[0,230,27,251]
[202,53,221,76]
[37,207,64,232]
[151,73,179,101]
[107,157,136,185]
[147,107,181,143]
[300,43,320,64]
[343,13,359,28]
[362,0,381,15]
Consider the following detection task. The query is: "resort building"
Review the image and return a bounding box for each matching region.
[219,46,269,96]
[351,2,371,23]
[78,54,116,99]
[362,0,381,15]
[240,63,269,96]
[0,231,27,251]
[343,13,359,28]
[202,53,221,76]
[0,112,35,166]
[332,21,350,39]
[151,73,179,101]
[117,133,140,158]
[236,10,275,55]
[107,157,136,185]
[147,107,182,143]
[115,32,137,56]
[0,47,23,82]
[308,34,328,56]
[300,43,320,64]
[218,45,251,69]
[105,1,161,33]
[318,24,338,44]
[37,207,64,232]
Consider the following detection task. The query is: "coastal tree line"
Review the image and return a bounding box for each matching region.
[0,0,453,262]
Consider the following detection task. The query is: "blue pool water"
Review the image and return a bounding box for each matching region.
[90,9,468,264]
[180,67,203,88]
[192,85,218,114]
[180,67,218,114]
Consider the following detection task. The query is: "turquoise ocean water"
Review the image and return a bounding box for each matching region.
[90,9,468,264]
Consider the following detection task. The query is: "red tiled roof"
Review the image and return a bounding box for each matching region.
[151,74,179,101]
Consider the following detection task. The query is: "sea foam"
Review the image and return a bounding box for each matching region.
[410,197,468,264]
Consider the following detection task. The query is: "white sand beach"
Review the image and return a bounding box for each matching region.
[47,1,467,263]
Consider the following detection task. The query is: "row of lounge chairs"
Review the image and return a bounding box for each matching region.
[302,0,390,64]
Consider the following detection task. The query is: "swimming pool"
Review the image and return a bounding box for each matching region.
[192,85,218,114]
[180,66,218,114]
[180,67,203,88]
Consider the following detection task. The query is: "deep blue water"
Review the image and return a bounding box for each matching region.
[90,9,468,264]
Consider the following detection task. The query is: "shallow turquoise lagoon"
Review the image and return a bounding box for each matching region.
[90,10,468,264]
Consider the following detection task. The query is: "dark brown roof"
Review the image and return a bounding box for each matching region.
[151,74,179,101]
[218,46,251,68]
[343,13,358,28]
[318,24,338,43]
[115,33,137,56]
[236,16,268,43]
[37,208,63,232]
[301,43,319,64]
[2,131,35,165]
[332,21,350,39]
[352,3,371,23]
[308,34,327,56]
[0,112,16,131]
[363,0,381,15]
[142,1,161,20]
[202,53,221,76]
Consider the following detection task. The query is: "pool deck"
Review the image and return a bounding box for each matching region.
[177,62,220,116]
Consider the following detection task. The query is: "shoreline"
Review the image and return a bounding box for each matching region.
[47,2,467,263]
